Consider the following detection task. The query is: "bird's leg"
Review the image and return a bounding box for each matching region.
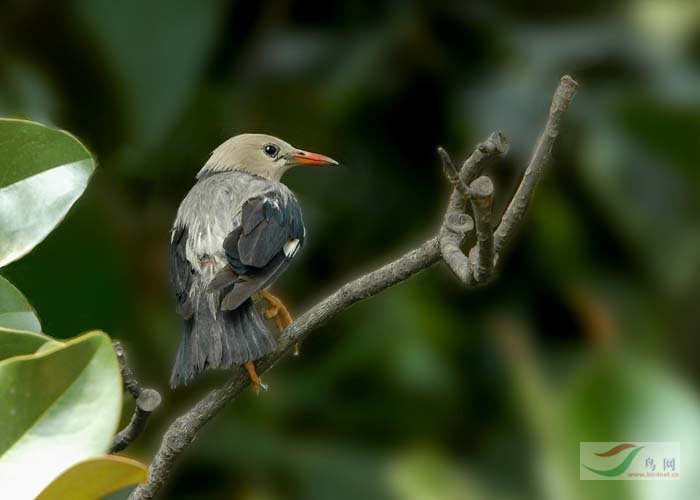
[259,289,300,355]
[260,290,292,325]
[244,361,268,395]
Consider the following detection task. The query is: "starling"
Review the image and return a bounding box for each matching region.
[170,134,337,391]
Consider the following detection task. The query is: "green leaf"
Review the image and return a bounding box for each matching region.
[36,455,147,500]
[0,328,58,361]
[0,274,41,332]
[0,331,122,499]
[0,118,95,267]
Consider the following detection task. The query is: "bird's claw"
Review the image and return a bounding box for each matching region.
[263,304,280,319]
[260,290,301,356]
[245,361,269,395]
[252,379,269,396]
[260,291,293,331]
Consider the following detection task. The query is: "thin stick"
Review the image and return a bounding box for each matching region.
[494,75,578,254]
[110,342,162,453]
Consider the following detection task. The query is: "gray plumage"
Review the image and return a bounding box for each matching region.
[169,134,335,388]
[170,171,304,387]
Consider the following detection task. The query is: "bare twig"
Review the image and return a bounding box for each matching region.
[494,75,579,254]
[111,342,162,453]
[114,341,141,400]
[438,147,469,197]
[129,75,578,499]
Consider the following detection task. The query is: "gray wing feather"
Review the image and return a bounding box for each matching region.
[219,190,304,311]
[170,225,193,319]
[238,195,293,266]
[221,253,288,311]
[238,221,290,267]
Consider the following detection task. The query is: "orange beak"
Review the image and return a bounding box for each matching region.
[285,149,338,167]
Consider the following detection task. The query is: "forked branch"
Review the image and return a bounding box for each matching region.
[128,75,578,499]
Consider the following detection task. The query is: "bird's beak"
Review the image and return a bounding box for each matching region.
[285,149,338,167]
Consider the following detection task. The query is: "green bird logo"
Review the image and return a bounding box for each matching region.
[582,443,645,477]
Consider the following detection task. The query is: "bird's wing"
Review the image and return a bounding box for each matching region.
[214,190,304,311]
[238,191,304,266]
[170,225,194,319]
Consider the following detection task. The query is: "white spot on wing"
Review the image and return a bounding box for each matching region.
[283,238,300,258]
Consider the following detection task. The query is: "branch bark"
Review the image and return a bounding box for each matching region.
[111,342,162,453]
[469,176,495,281]
[128,75,578,499]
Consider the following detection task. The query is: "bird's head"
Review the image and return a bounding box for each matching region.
[197,133,338,181]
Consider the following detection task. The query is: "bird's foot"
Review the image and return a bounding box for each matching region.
[260,290,301,355]
[245,361,268,395]
[260,290,293,327]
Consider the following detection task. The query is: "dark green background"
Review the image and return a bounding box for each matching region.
[2,1,699,499]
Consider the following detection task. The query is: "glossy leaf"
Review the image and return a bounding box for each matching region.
[0,118,95,267]
[0,274,41,332]
[0,328,57,361]
[36,455,147,500]
[0,331,122,499]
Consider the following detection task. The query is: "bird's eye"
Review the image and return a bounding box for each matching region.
[263,144,279,157]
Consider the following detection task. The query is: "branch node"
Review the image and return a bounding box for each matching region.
[136,388,162,413]
[445,212,474,234]
[440,133,505,285]
[469,176,494,205]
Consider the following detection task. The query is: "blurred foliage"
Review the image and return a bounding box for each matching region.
[1,0,699,499]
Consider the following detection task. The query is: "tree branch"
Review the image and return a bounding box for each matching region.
[111,342,162,453]
[493,75,579,254]
[128,239,442,499]
[128,75,578,499]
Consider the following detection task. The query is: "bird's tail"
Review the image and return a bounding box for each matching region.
[170,297,276,387]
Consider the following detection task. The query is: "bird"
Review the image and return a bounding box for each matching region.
[169,134,337,392]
